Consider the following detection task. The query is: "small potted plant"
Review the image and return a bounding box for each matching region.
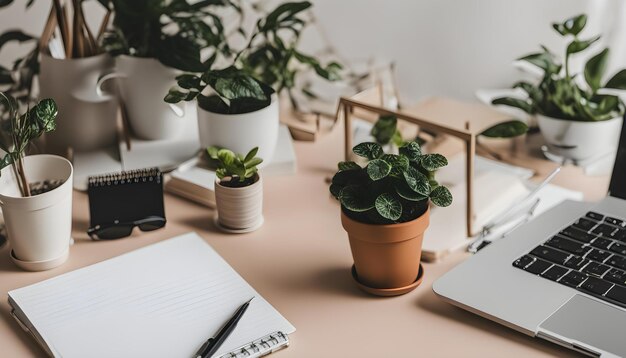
[207,146,264,233]
[165,1,341,162]
[493,14,626,162]
[0,93,73,271]
[330,141,452,296]
[100,0,233,140]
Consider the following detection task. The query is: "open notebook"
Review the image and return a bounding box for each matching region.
[8,233,295,358]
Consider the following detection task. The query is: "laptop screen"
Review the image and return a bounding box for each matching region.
[609,114,626,199]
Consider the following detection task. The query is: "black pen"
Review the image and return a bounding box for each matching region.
[195,297,254,358]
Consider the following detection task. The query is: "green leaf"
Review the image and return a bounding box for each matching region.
[217,148,236,168]
[338,161,361,171]
[245,157,263,167]
[605,69,626,90]
[491,97,533,114]
[175,74,201,90]
[517,51,561,74]
[566,36,600,56]
[0,153,14,170]
[164,88,190,104]
[370,115,397,145]
[0,0,15,8]
[403,166,430,196]
[420,154,448,171]
[31,98,57,133]
[561,14,587,36]
[207,146,219,159]
[329,183,343,198]
[340,185,375,212]
[584,48,609,92]
[244,147,259,162]
[374,193,402,221]
[352,142,383,160]
[430,186,453,207]
[481,120,528,138]
[399,141,422,162]
[367,159,392,181]
[381,154,409,176]
[396,181,428,202]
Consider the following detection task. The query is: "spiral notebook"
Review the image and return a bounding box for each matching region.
[87,168,165,228]
[8,233,296,358]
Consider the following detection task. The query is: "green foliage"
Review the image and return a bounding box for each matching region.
[481,120,529,138]
[165,1,342,113]
[0,30,38,104]
[493,14,625,122]
[101,0,236,72]
[206,146,263,186]
[370,115,403,146]
[330,141,452,225]
[0,92,58,196]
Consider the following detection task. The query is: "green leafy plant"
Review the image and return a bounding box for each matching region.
[164,1,342,114]
[0,29,38,104]
[493,14,626,122]
[101,0,237,72]
[330,141,452,225]
[206,146,263,187]
[0,92,58,197]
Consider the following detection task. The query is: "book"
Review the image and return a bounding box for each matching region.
[166,125,297,207]
[8,232,295,358]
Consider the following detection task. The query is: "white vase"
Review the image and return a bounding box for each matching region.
[39,53,118,152]
[214,175,263,232]
[197,97,279,165]
[537,114,624,162]
[0,155,73,271]
[98,55,187,140]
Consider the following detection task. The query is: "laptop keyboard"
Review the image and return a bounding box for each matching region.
[513,211,626,309]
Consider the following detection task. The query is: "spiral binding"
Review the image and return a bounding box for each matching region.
[218,331,289,358]
[87,168,162,187]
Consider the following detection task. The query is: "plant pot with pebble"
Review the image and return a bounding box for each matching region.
[330,141,452,296]
[493,14,626,163]
[208,146,264,233]
[0,93,73,271]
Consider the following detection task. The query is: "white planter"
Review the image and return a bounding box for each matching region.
[537,114,624,162]
[214,175,263,232]
[0,155,73,271]
[98,55,187,140]
[197,97,279,165]
[39,53,118,152]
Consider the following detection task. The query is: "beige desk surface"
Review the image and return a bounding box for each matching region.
[0,122,609,357]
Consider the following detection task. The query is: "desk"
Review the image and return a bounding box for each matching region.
[0,120,609,357]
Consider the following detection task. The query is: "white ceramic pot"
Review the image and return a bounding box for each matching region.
[537,114,624,161]
[98,55,187,140]
[197,97,279,165]
[214,175,263,232]
[0,155,73,271]
[39,53,118,152]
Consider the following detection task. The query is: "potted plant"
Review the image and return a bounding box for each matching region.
[0,93,73,271]
[207,145,264,233]
[99,0,234,140]
[165,1,341,162]
[492,14,626,162]
[330,141,452,296]
[1,0,118,152]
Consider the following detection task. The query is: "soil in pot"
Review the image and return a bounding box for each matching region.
[29,179,64,196]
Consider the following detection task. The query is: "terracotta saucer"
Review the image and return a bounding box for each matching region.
[351,264,424,297]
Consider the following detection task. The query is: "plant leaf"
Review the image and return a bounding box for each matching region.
[481,120,528,138]
[340,185,374,212]
[370,114,397,145]
[175,74,201,90]
[584,48,609,92]
[399,141,422,162]
[566,36,600,56]
[517,51,561,74]
[396,181,428,201]
[403,166,430,196]
[374,192,402,221]
[381,154,409,176]
[492,97,533,114]
[420,153,448,171]
[352,142,383,160]
[244,147,259,162]
[207,146,219,159]
[367,158,392,181]
[430,186,453,207]
[338,161,361,171]
[605,69,626,90]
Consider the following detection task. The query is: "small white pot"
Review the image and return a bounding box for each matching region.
[0,155,73,271]
[98,55,187,140]
[197,97,279,165]
[537,114,624,161]
[39,53,118,152]
[214,175,263,232]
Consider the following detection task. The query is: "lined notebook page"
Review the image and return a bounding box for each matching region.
[8,233,295,358]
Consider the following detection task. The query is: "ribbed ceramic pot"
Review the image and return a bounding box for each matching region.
[0,155,73,270]
[214,174,263,231]
[341,206,430,290]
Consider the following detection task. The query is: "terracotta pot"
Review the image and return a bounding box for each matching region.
[214,174,263,232]
[341,207,430,289]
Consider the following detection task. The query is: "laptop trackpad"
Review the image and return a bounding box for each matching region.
[539,295,626,357]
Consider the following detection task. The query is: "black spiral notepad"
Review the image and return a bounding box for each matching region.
[87,168,165,228]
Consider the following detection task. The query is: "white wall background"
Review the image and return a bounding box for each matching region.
[1,0,625,102]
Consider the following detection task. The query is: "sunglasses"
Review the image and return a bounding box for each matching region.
[87,216,166,241]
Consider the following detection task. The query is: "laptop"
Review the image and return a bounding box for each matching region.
[434,116,626,357]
